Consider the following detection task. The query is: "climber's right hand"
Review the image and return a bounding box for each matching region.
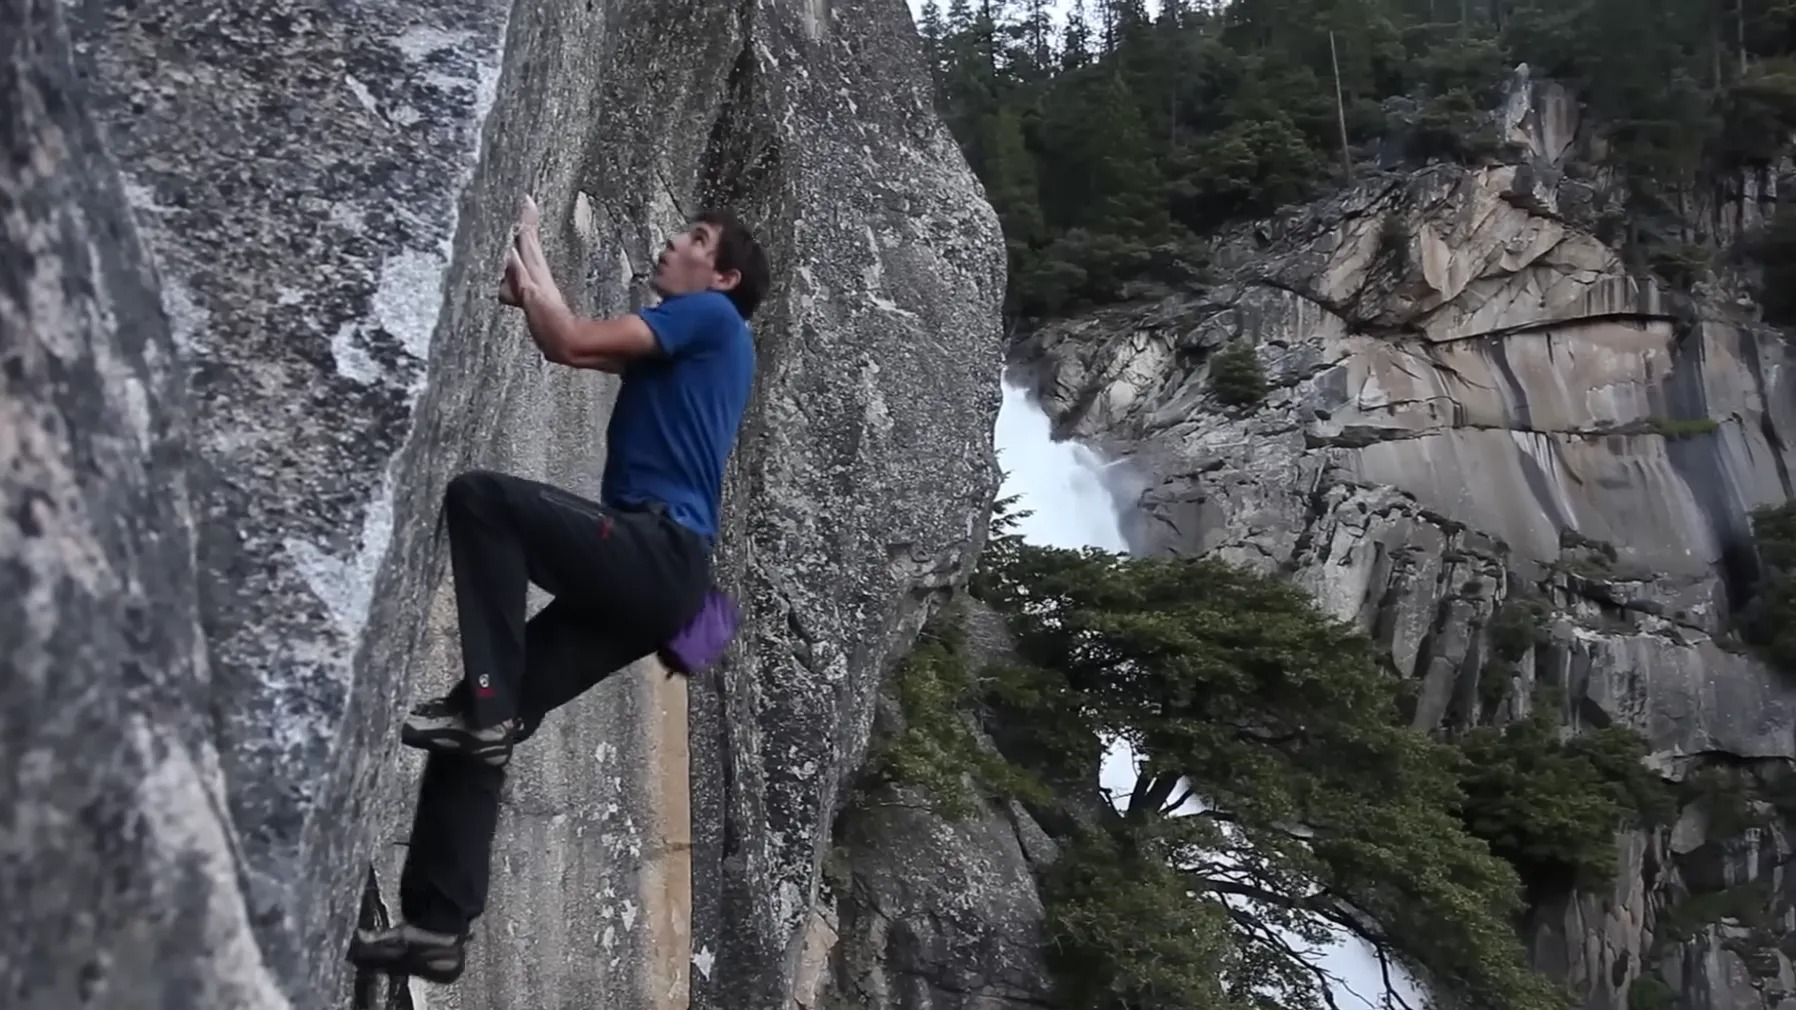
[497,247,528,307]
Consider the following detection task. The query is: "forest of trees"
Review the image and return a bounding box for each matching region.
[916,0,1796,318]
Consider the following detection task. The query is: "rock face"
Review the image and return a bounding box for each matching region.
[821,797,1055,1010]
[812,601,1057,1010]
[3,1,285,1006]
[14,0,1004,1007]
[1014,67,1796,1010]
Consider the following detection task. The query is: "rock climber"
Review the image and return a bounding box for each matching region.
[346,195,769,983]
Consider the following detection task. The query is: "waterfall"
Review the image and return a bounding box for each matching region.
[993,380,1131,552]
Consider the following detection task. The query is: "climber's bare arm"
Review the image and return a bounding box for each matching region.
[498,196,650,373]
[517,282,656,371]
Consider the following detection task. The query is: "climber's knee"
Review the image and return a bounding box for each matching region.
[444,469,506,515]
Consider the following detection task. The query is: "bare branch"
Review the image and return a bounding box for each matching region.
[1190,873,1402,971]
[1126,768,1155,819]
[1223,898,1415,1010]
[1377,947,1419,1010]
[1180,807,1312,845]
[1222,905,1344,1010]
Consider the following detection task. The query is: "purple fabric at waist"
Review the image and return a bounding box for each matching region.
[660,589,741,674]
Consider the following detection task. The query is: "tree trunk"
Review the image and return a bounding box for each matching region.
[1740,0,1749,75]
[1330,31,1353,178]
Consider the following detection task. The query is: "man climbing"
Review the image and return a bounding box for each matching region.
[347,195,769,983]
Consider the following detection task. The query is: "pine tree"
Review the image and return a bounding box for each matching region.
[1062,0,1094,70]
[1015,0,1057,79]
[981,105,1047,295]
[918,0,947,51]
[917,0,949,91]
[945,0,973,34]
[939,0,1005,174]
[967,534,1646,1010]
[1086,71,1166,240]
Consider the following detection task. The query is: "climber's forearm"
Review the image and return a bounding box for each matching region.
[520,289,651,373]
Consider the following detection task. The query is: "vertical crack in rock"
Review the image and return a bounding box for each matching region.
[349,868,415,1010]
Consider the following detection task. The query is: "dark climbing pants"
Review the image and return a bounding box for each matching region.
[398,469,711,936]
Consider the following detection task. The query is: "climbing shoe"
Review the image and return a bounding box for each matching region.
[401,695,517,768]
[347,923,468,984]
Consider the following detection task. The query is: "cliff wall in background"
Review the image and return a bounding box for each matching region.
[1014,68,1796,1010]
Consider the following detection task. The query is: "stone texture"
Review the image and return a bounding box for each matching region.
[822,797,1055,1010]
[813,600,1056,1010]
[1013,65,1796,1010]
[66,0,522,995]
[682,3,1009,1007]
[1,1,286,1005]
[17,0,1003,1008]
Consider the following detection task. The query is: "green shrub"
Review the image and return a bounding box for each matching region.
[1455,716,1673,893]
[1646,417,1720,439]
[1210,342,1268,408]
[861,617,1049,819]
[1740,502,1796,674]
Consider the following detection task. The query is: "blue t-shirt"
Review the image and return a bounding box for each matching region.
[600,290,755,544]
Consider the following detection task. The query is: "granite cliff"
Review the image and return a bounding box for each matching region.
[1012,66,1796,1010]
[5,0,1004,1007]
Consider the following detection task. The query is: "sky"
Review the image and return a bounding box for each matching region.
[993,376,1425,1010]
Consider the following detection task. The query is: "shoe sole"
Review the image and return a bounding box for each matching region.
[347,935,465,985]
[401,723,513,767]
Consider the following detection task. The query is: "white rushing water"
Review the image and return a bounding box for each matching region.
[992,381,1132,552]
[994,376,1424,1010]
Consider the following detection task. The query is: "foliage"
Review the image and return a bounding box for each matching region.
[1453,715,1674,895]
[883,496,1683,1010]
[1208,342,1268,407]
[1657,878,1775,943]
[1740,501,1796,674]
[1646,417,1721,439]
[1751,208,1796,327]
[1480,586,1550,709]
[1628,976,1677,1010]
[918,0,1796,318]
[1043,830,1240,1010]
[1487,589,1552,662]
[862,612,1052,818]
[973,527,1578,1010]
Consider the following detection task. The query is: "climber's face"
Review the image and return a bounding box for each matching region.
[652,221,740,298]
